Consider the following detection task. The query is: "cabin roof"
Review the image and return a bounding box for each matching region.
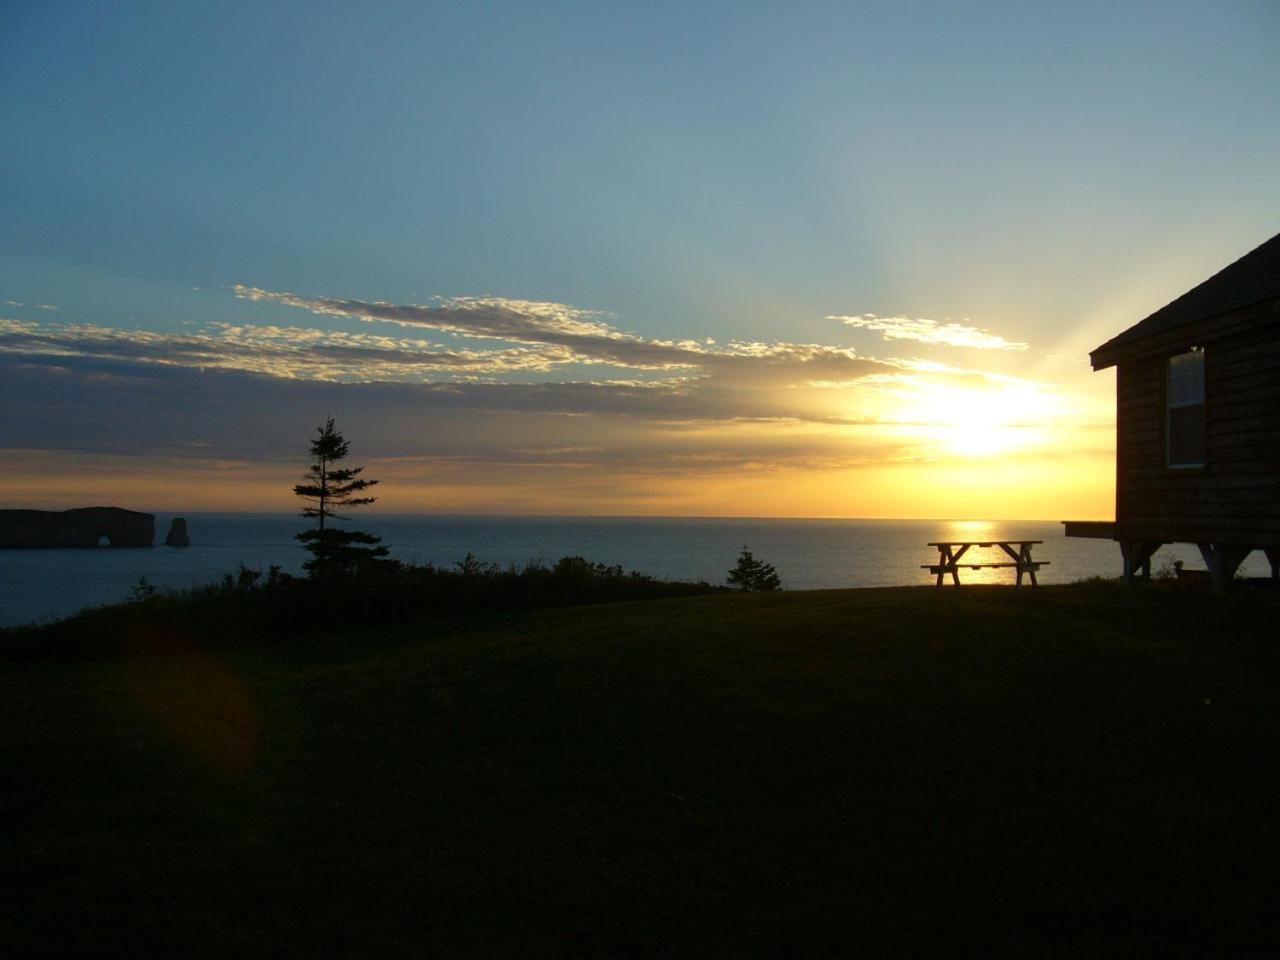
[1091,229,1280,368]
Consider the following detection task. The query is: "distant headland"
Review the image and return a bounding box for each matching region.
[0,507,155,548]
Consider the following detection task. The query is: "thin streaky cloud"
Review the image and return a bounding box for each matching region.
[1,315,890,387]
[832,314,1028,351]
[232,285,899,384]
[233,285,622,340]
[0,319,576,381]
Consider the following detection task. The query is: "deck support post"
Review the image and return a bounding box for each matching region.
[1119,541,1162,583]
[1197,543,1254,592]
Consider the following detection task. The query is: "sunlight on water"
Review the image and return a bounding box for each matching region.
[943,519,998,540]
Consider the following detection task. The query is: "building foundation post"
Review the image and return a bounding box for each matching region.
[1119,541,1162,583]
[1197,543,1254,591]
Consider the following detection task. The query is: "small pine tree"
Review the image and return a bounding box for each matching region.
[727,546,781,592]
[294,418,389,575]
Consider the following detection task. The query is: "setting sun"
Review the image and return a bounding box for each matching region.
[936,392,1023,457]
[875,377,1057,460]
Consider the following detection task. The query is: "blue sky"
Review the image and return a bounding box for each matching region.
[2,1,1277,516]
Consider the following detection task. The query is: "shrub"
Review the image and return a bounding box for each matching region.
[4,555,726,658]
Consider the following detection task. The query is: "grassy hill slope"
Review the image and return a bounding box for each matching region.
[4,582,1280,956]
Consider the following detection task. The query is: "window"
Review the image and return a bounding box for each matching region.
[1167,348,1205,467]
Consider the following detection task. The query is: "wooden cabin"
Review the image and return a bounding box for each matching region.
[1064,230,1280,588]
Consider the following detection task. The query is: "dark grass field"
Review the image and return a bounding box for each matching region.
[5,581,1280,956]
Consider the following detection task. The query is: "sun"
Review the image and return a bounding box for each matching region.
[889,379,1053,460]
[939,397,1019,457]
[945,422,1010,457]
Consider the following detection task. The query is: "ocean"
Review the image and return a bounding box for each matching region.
[0,514,1268,628]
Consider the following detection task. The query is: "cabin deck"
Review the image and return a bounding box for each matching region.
[1061,520,1117,540]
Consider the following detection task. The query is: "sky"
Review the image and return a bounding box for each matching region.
[2,1,1277,518]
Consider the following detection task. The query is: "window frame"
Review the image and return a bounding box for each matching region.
[1165,347,1206,470]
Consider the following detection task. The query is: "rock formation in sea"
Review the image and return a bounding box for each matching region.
[164,517,191,547]
[0,507,155,548]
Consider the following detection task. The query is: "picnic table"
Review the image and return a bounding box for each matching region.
[923,540,1048,588]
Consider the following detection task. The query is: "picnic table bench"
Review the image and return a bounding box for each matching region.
[923,540,1048,588]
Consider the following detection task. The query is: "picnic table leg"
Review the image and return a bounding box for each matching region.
[996,542,1037,589]
[1001,543,1023,588]
[949,545,970,588]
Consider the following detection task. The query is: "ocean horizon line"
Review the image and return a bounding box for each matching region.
[11,508,1112,526]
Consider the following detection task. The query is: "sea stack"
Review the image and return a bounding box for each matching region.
[164,517,190,547]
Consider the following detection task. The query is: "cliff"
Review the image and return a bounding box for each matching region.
[0,507,155,548]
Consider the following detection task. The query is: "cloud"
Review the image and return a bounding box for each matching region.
[832,314,1028,351]
[233,285,627,342]
[231,285,894,385]
[0,352,923,475]
[2,288,1052,448]
[0,318,575,381]
[1,287,1077,505]
[5,313,891,391]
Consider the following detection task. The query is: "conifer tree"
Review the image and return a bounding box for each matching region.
[294,418,388,575]
[727,546,781,592]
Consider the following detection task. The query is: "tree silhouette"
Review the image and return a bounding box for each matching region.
[294,418,388,575]
[727,546,781,592]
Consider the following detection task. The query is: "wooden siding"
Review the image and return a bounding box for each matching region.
[1114,304,1280,545]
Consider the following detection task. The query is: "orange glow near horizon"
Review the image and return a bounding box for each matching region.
[0,360,1117,521]
[0,432,1117,521]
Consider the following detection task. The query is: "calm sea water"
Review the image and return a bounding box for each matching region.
[0,514,1269,627]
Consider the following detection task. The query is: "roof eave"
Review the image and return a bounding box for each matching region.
[1088,300,1280,371]
[1089,343,1121,371]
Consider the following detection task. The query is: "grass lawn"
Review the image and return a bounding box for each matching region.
[4,581,1280,956]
